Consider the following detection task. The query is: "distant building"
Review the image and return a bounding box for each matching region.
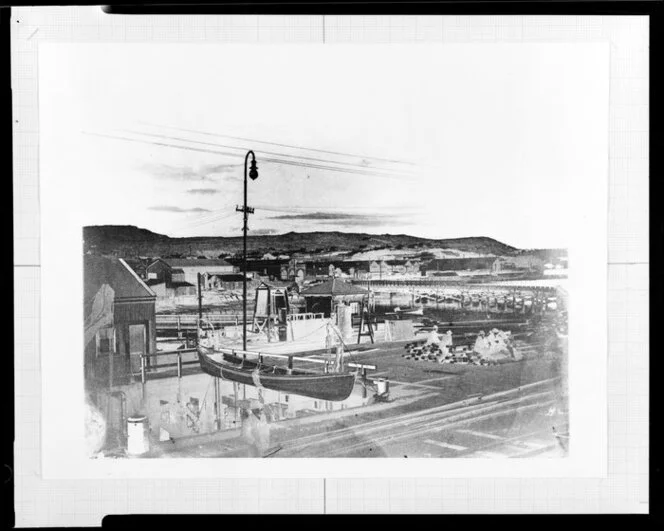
[285,258,307,282]
[491,255,545,275]
[146,278,197,298]
[367,259,420,278]
[226,258,289,281]
[422,257,496,276]
[299,278,369,318]
[208,273,246,290]
[84,255,157,388]
[385,259,420,275]
[147,258,236,288]
[369,261,390,278]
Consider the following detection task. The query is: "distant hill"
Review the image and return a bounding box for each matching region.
[83,225,169,246]
[83,225,521,259]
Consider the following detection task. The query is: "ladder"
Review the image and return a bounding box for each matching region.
[357,299,375,344]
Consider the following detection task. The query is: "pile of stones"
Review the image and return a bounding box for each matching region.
[402,342,493,366]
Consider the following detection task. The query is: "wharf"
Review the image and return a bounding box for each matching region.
[144,340,566,458]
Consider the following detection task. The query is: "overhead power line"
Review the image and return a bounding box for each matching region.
[139,120,417,168]
[84,131,418,181]
[125,129,417,176]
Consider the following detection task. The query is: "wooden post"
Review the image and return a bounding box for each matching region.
[108,347,114,391]
[197,272,203,321]
[214,377,221,431]
[357,305,364,345]
[512,290,516,314]
[287,356,293,374]
[177,315,181,340]
[267,287,272,343]
[362,368,367,399]
[140,355,146,384]
[233,382,238,422]
[177,351,182,379]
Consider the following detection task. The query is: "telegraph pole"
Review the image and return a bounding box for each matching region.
[197,272,203,346]
[236,151,259,351]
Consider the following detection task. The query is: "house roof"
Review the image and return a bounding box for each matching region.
[254,280,290,290]
[300,278,369,297]
[171,268,185,274]
[169,281,195,288]
[84,256,156,315]
[162,258,233,268]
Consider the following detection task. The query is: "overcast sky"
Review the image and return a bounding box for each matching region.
[39,43,608,249]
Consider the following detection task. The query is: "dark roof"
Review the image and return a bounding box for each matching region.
[300,278,369,297]
[171,268,185,274]
[226,258,289,266]
[210,274,245,282]
[84,256,155,315]
[169,281,195,288]
[146,279,165,286]
[162,258,233,268]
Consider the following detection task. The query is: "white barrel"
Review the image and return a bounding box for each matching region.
[127,416,149,456]
[376,378,389,395]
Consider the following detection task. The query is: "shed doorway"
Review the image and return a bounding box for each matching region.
[128,324,147,375]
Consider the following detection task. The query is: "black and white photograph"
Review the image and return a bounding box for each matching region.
[13,8,652,523]
[35,41,609,460]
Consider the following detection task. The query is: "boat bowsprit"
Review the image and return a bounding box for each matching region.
[197,346,357,402]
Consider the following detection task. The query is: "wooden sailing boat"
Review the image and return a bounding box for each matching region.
[197,346,356,402]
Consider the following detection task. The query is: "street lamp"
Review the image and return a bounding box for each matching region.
[238,150,258,351]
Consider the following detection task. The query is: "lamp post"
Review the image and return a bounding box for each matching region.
[237,150,258,351]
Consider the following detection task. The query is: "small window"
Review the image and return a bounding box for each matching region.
[99,337,112,352]
[95,328,115,357]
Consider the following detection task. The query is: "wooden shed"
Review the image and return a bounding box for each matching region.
[84,255,157,388]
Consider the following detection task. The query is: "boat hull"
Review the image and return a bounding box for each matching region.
[197,349,356,402]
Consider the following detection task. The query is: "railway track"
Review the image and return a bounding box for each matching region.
[329,394,556,457]
[271,377,560,457]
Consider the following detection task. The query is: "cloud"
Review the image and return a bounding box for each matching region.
[149,206,212,213]
[268,211,412,227]
[271,212,367,221]
[270,212,382,221]
[186,188,220,195]
[200,163,240,175]
[141,163,240,182]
